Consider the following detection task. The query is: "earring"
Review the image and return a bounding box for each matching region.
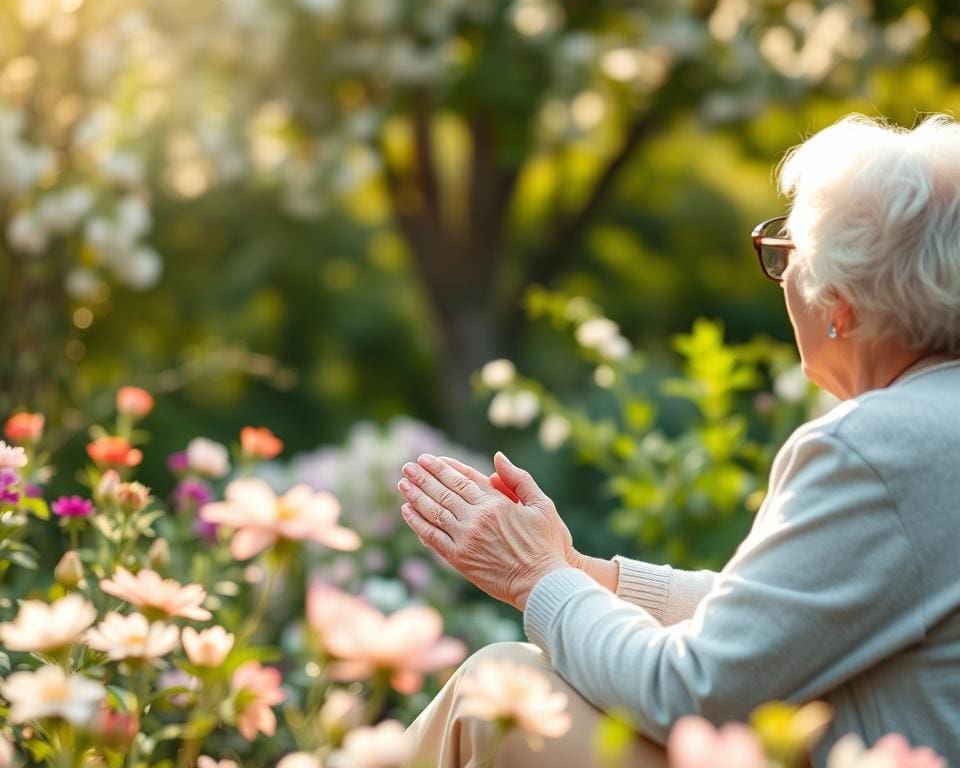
[827,323,838,339]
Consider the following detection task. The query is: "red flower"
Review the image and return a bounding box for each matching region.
[4,412,44,444]
[240,426,283,460]
[87,436,143,468]
[116,387,154,419]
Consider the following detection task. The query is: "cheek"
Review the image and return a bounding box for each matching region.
[784,270,824,362]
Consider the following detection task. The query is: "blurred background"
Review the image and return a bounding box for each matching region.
[2,0,959,569]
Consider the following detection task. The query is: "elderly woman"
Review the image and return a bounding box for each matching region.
[396,114,960,767]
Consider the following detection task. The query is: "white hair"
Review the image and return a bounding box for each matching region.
[778,114,960,355]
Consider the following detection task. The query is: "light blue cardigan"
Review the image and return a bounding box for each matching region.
[524,363,960,765]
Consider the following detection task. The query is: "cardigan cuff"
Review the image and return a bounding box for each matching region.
[612,556,672,623]
[523,567,597,652]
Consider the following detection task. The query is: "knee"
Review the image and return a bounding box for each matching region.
[460,641,546,674]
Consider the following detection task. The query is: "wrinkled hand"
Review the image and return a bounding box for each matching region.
[398,452,569,611]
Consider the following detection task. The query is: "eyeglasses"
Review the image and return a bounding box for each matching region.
[751,215,794,282]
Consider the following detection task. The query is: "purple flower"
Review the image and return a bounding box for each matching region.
[172,478,214,513]
[0,467,20,505]
[193,515,218,543]
[166,450,189,473]
[23,483,43,498]
[52,495,94,518]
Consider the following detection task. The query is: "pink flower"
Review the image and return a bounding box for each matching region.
[0,440,27,469]
[116,386,154,419]
[99,566,212,621]
[326,721,413,768]
[181,626,234,667]
[306,581,467,694]
[52,495,95,517]
[827,733,947,768]
[85,612,179,661]
[668,716,767,768]
[197,758,239,768]
[0,666,105,724]
[230,661,287,741]
[0,595,97,652]
[200,478,360,560]
[459,659,572,750]
[0,467,20,505]
[186,437,231,478]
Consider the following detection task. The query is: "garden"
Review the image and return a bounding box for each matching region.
[2,0,958,765]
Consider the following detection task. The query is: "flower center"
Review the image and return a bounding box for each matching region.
[42,679,70,702]
[276,502,298,521]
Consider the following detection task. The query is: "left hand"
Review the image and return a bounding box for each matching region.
[398,451,569,611]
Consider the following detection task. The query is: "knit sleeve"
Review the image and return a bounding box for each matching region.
[613,557,718,626]
[523,428,926,744]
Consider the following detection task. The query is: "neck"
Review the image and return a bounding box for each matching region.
[823,346,937,399]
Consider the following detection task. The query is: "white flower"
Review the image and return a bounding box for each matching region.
[85,612,180,661]
[296,0,340,17]
[480,359,516,389]
[488,390,540,428]
[65,267,105,301]
[0,733,14,768]
[186,437,231,478]
[575,317,620,348]
[319,689,365,734]
[276,753,322,768]
[6,210,49,256]
[181,626,235,667]
[597,334,631,361]
[38,187,95,235]
[101,151,145,187]
[0,595,97,652]
[774,364,809,403]
[115,196,151,241]
[0,440,28,469]
[538,414,571,451]
[594,365,615,388]
[197,758,239,768]
[327,720,413,768]
[0,666,105,724]
[110,245,162,290]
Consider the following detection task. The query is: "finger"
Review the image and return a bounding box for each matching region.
[438,456,492,489]
[411,455,485,506]
[489,472,520,503]
[398,479,460,531]
[401,463,471,518]
[492,452,545,506]
[401,502,455,560]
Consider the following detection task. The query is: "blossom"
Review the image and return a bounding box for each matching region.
[172,477,214,513]
[326,721,413,768]
[86,612,179,661]
[276,753,321,768]
[827,733,946,768]
[0,734,14,768]
[95,469,121,502]
[0,440,27,469]
[88,703,139,748]
[182,626,235,667]
[538,413,571,451]
[240,426,284,460]
[167,450,190,473]
[116,386,154,418]
[487,390,539,428]
[306,581,467,694]
[86,436,143,468]
[0,595,97,652]
[52,495,95,518]
[480,359,516,389]
[459,659,572,751]
[197,758,239,768]
[186,437,231,478]
[4,411,44,443]
[54,550,85,589]
[99,566,212,621]
[200,478,360,560]
[319,689,365,735]
[230,661,287,740]
[0,666,105,724]
[667,716,767,768]
[0,467,20,505]
[116,481,150,513]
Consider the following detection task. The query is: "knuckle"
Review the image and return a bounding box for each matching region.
[438,488,458,508]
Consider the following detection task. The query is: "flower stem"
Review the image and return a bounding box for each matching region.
[477,722,507,768]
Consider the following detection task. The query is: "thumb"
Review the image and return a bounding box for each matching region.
[493,452,545,506]
[489,473,520,503]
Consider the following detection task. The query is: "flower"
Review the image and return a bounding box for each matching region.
[116,481,150,513]
[96,469,121,503]
[827,733,947,768]
[186,437,231,478]
[200,478,360,560]
[172,477,215,512]
[88,703,139,748]
[0,595,97,652]
[480,359,516,389]
[4,412,44,443]
[52,495,95,518]
[54,550,85,589]
[86,612,179,661]
[86,436,143,468]
[0,666,105,724]
[240,426,284,460]
[167,450,190,473]
[0,440,27,469]
[276,753,321,768]
[182,626,235,667]
[319,689,365,736]
[230,661,287,740]
[197,758,239,768]
[667,716,767,768]
[459,659,572,750]
[538,413,571,451]
[0,734,14,768]
[0,467,20,505]
[326,720,413,768]
[306,581,467,694]
[487,390,539,428]
[116,386,154,418]
[99,566,212,621]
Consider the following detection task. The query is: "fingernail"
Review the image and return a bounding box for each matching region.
[399,479,413,493]
[402,463,418,477]
[496,451,515,468]
[418,454,437,469]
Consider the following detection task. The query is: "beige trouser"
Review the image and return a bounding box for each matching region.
[405,641,669,768]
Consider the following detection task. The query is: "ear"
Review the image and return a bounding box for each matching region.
[830,293,857,337]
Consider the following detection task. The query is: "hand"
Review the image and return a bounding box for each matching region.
[398,452,570,611]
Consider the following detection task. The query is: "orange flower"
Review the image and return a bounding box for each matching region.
[86,436,143,468]
[240,427,283,460]
[116,387,154,419]
[230,661,286,741]
[4,412,44,444]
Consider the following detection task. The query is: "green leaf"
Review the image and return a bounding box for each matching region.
[18,496,49,520]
